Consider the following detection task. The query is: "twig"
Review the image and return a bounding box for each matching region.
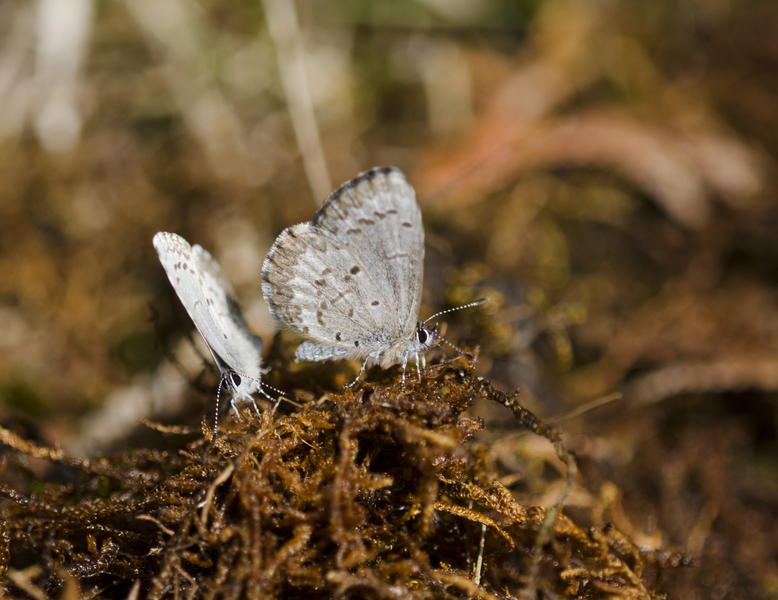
[261,0,331,203]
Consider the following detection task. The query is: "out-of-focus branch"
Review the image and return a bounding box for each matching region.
[261,0,331,204]
[0,5,34,142]
[34,0,93,152]
[125,0,250,182]
[626,357,778,408]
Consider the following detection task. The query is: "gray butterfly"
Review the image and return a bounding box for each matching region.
[262,167,452,383]
[153,231,265,416]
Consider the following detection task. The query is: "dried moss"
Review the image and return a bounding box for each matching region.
[0,359,683,599]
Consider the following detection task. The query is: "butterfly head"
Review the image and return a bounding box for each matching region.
[414,322,439,351]
[415,298,489,361]
[223,370,263,404]
[228,371,244,392]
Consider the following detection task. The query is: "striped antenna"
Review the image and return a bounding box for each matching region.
[212,375,227,443]
[436,335,473,358]
[423,298,488,324]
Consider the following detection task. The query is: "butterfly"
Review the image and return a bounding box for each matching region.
[261,166,484,384]
[153,232,267,418]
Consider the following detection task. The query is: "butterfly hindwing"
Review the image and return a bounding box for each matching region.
[262,223,397,362]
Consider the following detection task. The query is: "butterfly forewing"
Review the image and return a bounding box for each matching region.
[154,232,263,400]
[314,167,424,340]
[261,167,426,365]
[191,244,264,384]
[154,232,222,354]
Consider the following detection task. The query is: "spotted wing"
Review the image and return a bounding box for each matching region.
[191,243,264,384]
[153,232,263,397]
[262,222,400,362]
[313,167,424,342]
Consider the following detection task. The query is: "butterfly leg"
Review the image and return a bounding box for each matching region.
[230,400,243,420]
[401,354,409,390]
[345,356,371,388]
[238,380,262,415]
[270,396,283,416]
[257,384,283,416]
[257,386,278,413]
[415,351,422,381]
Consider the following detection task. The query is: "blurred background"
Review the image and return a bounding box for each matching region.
[0,0,777,596]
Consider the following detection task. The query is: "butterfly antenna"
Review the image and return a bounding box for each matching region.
[212,375,227,443]
[436,335,477,360]
[233,372,303,411]
[260,380,303,409]
[423,298,488,324]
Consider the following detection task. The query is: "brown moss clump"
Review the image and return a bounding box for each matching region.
[0,361,682,599]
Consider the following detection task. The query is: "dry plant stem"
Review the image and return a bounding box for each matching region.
[433,570,502,600]
[474,522,487,585]
[138,419,199,436]
[473,378,579,598]
[546,392,623,423]
[261,0,332,203]
[0,426,141,482]
[434,501,514,548]
[7,567,46,600]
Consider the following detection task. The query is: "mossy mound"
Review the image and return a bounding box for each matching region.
[0,360,683,599]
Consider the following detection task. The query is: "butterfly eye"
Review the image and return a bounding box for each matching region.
[417,328,428,345]
[230,373,242,387]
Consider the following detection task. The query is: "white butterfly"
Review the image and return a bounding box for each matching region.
[261,167,484,384]
[153,232,266,417]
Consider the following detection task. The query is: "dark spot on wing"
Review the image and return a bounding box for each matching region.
[322,267,332,275]
[348,308,354,318]
[335,332,342,341]
[320,300,327,309]
[315,279,325,286]
[302,326,309,334]
[350,266,360,274]
[402,222,413,227]
[346,228,362,235]
[373,211,386,219]
[354,341,360,347]
[371,300,380,306]
[317,311,325,326]
[387,209,397,214]
[358,218,375,225]
[344,275,351,282]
